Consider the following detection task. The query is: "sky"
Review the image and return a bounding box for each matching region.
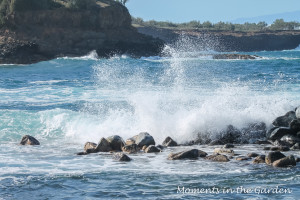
[126,0,300,23]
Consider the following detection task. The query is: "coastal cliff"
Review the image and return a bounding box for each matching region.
[0,0,163,64]
[137,26,300,52]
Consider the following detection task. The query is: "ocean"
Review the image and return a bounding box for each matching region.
[0,42,300,199]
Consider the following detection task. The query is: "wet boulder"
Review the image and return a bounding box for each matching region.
[84,142,97,153]
[135,132,155,148]
[20,135,40,145]
[168,149,207,160]
[280,134,300,146]
[95,138,112,152]
[255,140,272,145]
[113,153,131,162]
[291,143,300,150]
[247,153,259,158]
[236,156,251,161]
[145,145,161,153]
[106,135,125,151]
[270,146,290,152]
[223,144,234,148]
[268,127,296,141]
[162,136,178,147]
[205,154,230,162]
[217,125,241,144]
[265,151,286,165]
[272,155,296,167]
[272,111,296,127]
[253,155,266,164]
[289,119,300,132]
[122,144,139,154]
[125,136,138,145]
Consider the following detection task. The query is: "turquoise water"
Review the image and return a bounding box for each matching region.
[0,48,300,199]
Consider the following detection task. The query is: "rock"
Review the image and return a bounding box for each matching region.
[255,140,272,145]
[272,139,292,147]
[168,149,206,160]
[106,135,125,151]
[291,143,300,150]
[76,152,89,156]
[113,153,131,162]
[296,157,300,162]
[272,111,296,127]
[223,144,235,148]
[270,146,290,151]
[156,145,164,150]
[263,147,271,150]
[198,150,208,157]
[125,136,137,145]
[162,136,178,147]
[296,106,300,118]
[209,140,224,146]
[265,151,286,165]
[145,145,161,153]
[268,127,296,141]
[247,153,259,158]
[122,144,139,154]
[142,145,148,151]
[289,119,300,132]
[206,154,230,162]
[266,126,279,138]
[236,156,251,161]
[20,135,40,145]
[214,148,234,155]
[240,122,267,143]
[280,134,300,146]
[217,125,241,144]
[272,155,296,167]
[253,155,266,164]
[135,132,155,148]
[95,138,112,152]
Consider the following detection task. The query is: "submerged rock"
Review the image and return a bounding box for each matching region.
[162,137,178,147]
[145,145,161,153]
[265,151,286,165]
[272,111,296,127]
[95,138,112,152]
[20,135,40,145]
[206,154,230,162]
[272,155,296,167]
[247,153,259,158]
[113,153,131,162]
[122,144,139,154]
[168,149,207,160]
[253,155,266,164]
[106,135,125,151]
[135,132,155,147]
[236,156,251,161]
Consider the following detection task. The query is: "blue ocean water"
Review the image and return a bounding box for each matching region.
[0,47,300,199]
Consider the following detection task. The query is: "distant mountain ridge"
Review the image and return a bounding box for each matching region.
[231,10,300,24]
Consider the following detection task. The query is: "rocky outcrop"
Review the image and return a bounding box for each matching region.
[135,132,155,148]
[168,149,207,160]
[137,26,300,52]
[0,0,163,64]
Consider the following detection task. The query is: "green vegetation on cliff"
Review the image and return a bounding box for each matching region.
[132,17,300,32]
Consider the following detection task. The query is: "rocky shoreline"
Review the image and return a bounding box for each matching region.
[20,105,300,168]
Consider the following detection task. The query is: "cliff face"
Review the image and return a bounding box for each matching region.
[0,0,163,64]
[137,27,300,52]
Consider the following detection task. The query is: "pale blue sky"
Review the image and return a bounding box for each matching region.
[127,0,300,23]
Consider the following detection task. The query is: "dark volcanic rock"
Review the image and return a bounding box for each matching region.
[122,144,139,154]
[168,149,206,160]
[162,137,178,147]
[253,155,266,164]
[268,127,296,141]
[272,155,296,167]
[113,153,131,162]
[145,145,161,153]
[20,135,40,145]
[265,151,286,165]
[289,119,300,132]
[106,135,125,151]
[95,138,112,152]
[206,154,230,162]
[135,132,155,148]
[272,111,296,127]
